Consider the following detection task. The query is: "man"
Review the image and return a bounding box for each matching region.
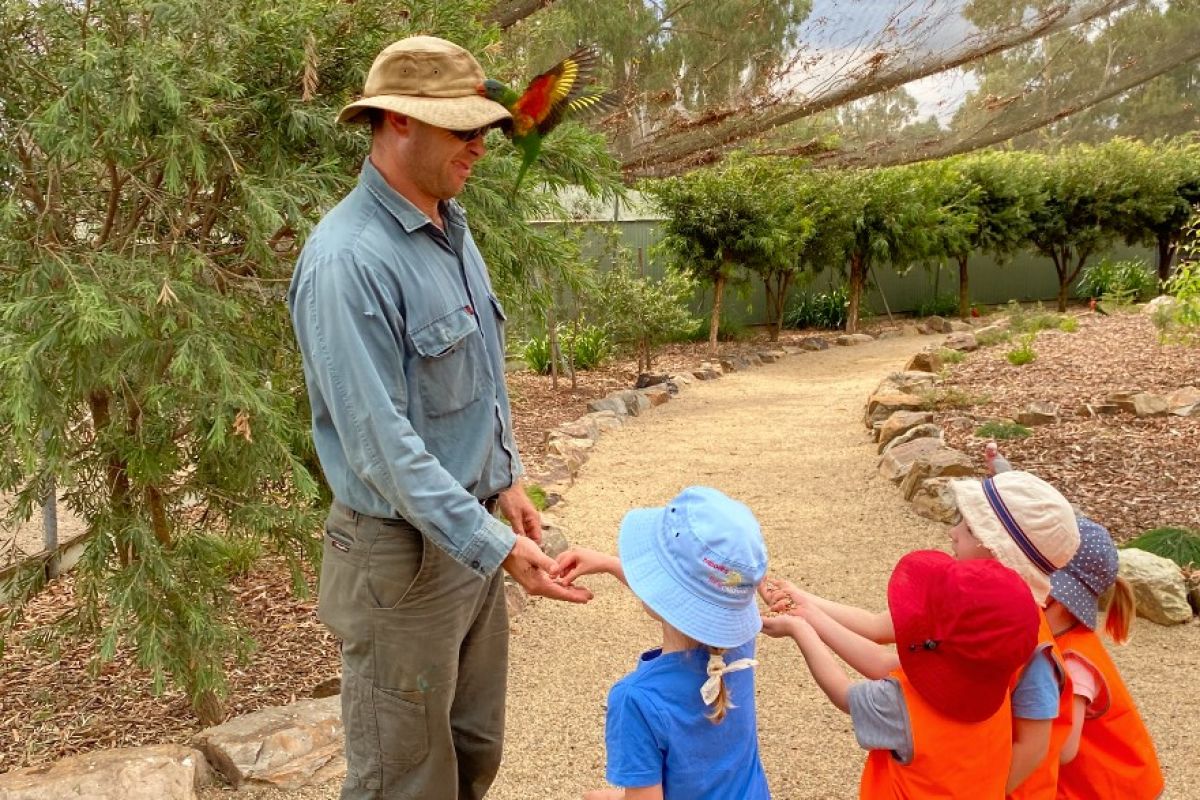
[288,36,593,800]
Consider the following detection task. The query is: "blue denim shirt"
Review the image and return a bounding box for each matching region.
[288,158,521,577]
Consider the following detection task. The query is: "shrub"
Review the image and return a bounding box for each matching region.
[918,387,990,410]
[975,421,1032,440]
[524,483,548,512]
[784,286,851,330]
[563,325,612,370]
[1077,258,1159,304]
[915,293,960,318]
[976,327,1011,347]
[1007,301,1065,334]
[938,348,966,364]
[1123,527,1200,568]
[1006,333,1037,366]
[597,266,698,369]
[1058,316,1080,333]
[1155,255,1200,344]
[521,335,555,375]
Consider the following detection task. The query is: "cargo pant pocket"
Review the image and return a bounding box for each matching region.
[342,667,430,789]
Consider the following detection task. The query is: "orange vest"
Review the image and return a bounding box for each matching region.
[1054,626,1164,800]
[860,669,1012,799]
[1008,612,1074,800]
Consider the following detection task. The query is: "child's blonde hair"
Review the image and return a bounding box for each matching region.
[705,646,733,723]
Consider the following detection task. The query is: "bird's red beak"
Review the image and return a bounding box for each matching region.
[476,84,487,96]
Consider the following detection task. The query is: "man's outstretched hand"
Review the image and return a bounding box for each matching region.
[502,535,593,604]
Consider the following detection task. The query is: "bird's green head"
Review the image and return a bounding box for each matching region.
[479,78,518,106]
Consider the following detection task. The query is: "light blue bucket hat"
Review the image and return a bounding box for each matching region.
[1050,516,1119,630]
[618,486,768,649]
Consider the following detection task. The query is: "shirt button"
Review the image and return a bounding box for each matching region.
[471,560,480,569]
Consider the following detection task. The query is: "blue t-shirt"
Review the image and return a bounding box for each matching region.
[1012,648,1062,720]
[604,641,770,799]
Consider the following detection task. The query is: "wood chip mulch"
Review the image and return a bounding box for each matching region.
[936,312,1200,542]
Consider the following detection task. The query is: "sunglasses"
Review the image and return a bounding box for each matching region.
[448,125,493,142]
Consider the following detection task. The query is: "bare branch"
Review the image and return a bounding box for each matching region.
[484,0,559,31]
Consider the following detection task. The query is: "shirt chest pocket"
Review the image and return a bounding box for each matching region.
[409,307,485,417]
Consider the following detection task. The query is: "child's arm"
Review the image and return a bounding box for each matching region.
[760,577,894,643]
[1008,718,1051,793]
[762,614,852,712]
[804,606,900,680]
[1060,695,1088,764]
[557,547,627,587]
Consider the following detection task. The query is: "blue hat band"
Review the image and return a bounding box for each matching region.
[982,477,1057,576]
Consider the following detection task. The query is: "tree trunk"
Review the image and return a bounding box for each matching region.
[847,252,866,333]
[1157,235,1176,286]
[957,254,971,319]
[708,273,725,356]
[546,306,559,390]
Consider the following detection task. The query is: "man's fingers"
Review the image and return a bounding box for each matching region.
[535,580,593,604]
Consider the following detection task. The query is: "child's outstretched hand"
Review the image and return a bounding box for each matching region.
[759,576,808,616]
[555,546,621,586]
[760,612,803,639]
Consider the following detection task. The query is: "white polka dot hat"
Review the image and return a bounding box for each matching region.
[1050,516,1119,630]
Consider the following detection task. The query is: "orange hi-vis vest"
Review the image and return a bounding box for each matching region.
[1055,625,1164,800]
[859,668,1012,800]
[1008,611,1074,800]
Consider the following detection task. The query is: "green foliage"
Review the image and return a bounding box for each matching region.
[976,327,1012,347]
[1077,259,1159,303]
[783,286,851,330]
[1154,213,1200,344]
[1123,527,1200,569]
[524,483,548,512]
[1007,301,1070,334]
[595,264,698,370]
[915,293,961,318]
[938,348,966,364]
[975,421,1032,440]
[562,325,612,370]
[0,0,621,720]
[1006,333,1038,366]
[521,335,555,375]
[1058,316,1080,333]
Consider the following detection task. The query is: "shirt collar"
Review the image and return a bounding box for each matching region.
[359,157,468,234]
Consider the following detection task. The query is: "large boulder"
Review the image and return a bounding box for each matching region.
[798,337,829,351]
[909,477,960,524]
[641,387,671,407]
[885,371,939,395]
[1167,386,1200,417]
[942,332,979,352]
[877,411,935,451]
[899,448,976,501]
[836,333,875,346]
[0,745,214,800]
[905,350,943,373]
[193,697,345,790]
[864,393,925,429]
[1017,401,1059,427]
[880,424,943,456]
[878,437,944,483]
[584,410,624,434]
[1118,548,1193,625]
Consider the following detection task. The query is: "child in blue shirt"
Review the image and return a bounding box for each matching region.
[557,486,772,800]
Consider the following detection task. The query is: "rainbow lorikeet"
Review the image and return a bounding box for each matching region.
[478,46,615,198]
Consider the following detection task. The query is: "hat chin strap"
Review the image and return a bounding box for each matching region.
[700,652,758,705]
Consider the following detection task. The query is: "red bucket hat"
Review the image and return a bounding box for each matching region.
[888,551,1040,723]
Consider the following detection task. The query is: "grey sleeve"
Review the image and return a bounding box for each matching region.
[848,678,914,765]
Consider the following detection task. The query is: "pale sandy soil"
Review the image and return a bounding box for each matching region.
[202,334,1200,800]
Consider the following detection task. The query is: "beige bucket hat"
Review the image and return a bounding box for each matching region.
[950,471,1080,606]
[337,36,512,129]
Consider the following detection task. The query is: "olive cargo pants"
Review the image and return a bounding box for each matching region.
[320,502,508,800]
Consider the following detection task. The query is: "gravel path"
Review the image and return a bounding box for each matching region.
[203,335,1200,800]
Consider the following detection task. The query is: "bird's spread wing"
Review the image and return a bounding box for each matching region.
[513,46,615,136]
